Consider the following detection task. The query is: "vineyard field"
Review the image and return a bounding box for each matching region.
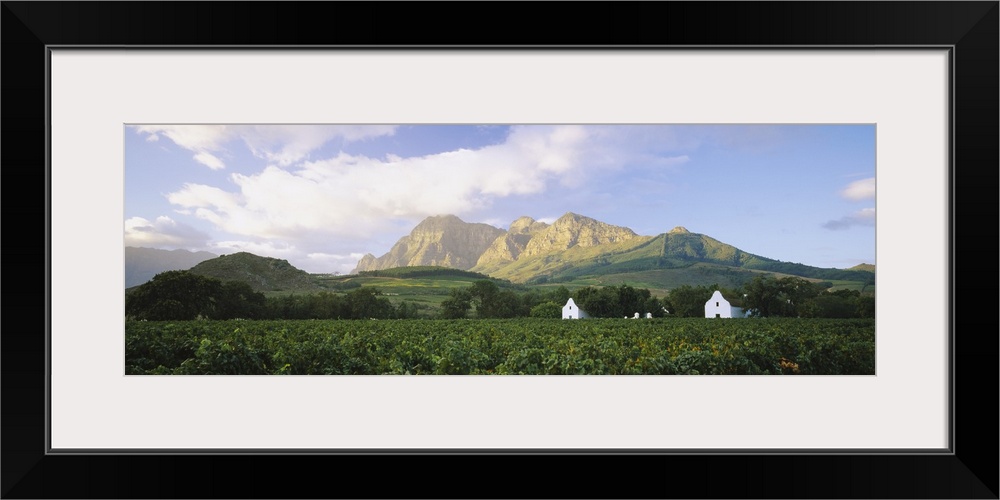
[125,318,875,375]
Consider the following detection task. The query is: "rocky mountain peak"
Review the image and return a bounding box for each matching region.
[351,215,505,273]
[474,216,551,271]
[508,216,544,234]
[553,211,586,224]
[354,253,378,270]
[521,212,637,257]
[411,214,465,232]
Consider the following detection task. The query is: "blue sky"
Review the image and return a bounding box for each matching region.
[125,124,876,274]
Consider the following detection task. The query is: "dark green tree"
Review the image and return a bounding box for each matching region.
[274,294,308,319]
[667,284,713,317]
[778,277,824,313]
[644,296,665,317]
[572,285,664,318]
[440,288,473,319]
[346,287,394,319]
[529,301,562,318]
[518,289,544,312]
[739,275,826,317]
[304,291,348,319]
[616,284,651,318]
[856,294,876,318]
[740,276,784,317]
[805,294,856,318]
[125,270,222,320]
[546,285,571,305]
[490,290,524,318]
[215,281,267,319]
[574,286,617,317]
[469,280,501,317]
[395,300,420,319]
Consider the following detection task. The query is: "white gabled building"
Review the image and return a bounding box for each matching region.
[562,298,590,319]
[705,290,748,318]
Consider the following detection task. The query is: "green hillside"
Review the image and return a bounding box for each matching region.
[482,230,875,286]
[478,236,656,282]
[313,267,520,311]
[188,252,320,293]
[561,263,774,294]
[356,266,506,282]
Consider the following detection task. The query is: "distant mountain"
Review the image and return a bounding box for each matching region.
[478,223,874,284]
[521,212,638,257]
[474,216,550,274]
[125,247,217,288]
[472,212,639,276]
[351,213,877,287]
[188,252,319,292]
[351,215,506,273]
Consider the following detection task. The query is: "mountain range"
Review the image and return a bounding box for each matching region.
[353,212,875,285]
[125,213,874,291]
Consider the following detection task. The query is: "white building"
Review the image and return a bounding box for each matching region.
[705,290,748,318]
[562,298,590,319]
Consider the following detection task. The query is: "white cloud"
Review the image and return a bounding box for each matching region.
[305,252,368,275]
[134,124,235,151]
[241,125,396,166]
[840,177,875,201]
[209,240,297,258]
[166,183,244,229]
[162,125,690,243]
[134,125,234,170]
[825,177,876,230]
[124,216,211,248]
[823,207,876,230]
[162,127,550,236]
[193,152,226,170]
[132,124,398,170]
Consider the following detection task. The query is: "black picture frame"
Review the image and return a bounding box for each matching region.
[3,2,997,498]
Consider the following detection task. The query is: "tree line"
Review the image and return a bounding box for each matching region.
[125,271,405,321]
[125,271,873,321]
[439,280,666,319]
[666,275,875,319]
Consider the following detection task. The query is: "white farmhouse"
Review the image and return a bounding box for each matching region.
[705,290,748,318]
[562,298,590,319]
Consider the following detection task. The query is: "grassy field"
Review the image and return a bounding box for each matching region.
[543,263,872,298]
[311,274,487,308]
[267,266,874,316]
[825,280,876,293]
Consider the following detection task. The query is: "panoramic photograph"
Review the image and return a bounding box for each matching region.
[124,124,876,375]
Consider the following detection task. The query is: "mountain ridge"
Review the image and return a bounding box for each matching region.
[473,216,550,272]
[520,212,638,258]
[350,214,505,273]
[352,213,875,285]
[188,252,319,292]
